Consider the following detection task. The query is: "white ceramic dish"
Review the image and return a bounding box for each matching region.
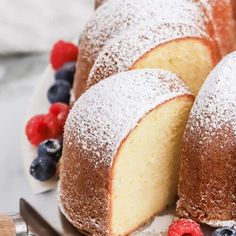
[21,65,58,193]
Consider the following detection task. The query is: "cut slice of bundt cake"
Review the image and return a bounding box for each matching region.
[59,69,194,236]
[86,22,219,96]
[74,0,215,99]
[177,51,236,227]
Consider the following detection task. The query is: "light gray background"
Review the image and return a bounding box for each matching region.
[0,0,93,212]
[0,54,47,212]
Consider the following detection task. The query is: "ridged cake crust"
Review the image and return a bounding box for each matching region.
[177,52,236,227]
[199,0,236,56]
[95,0,106,9]
[86,22,218,90]
[233,0,236,24]
[59,69,193,235]
[74,0,213,99]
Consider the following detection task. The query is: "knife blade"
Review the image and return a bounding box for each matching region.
[20,199,60,236]
[22,189,82,236]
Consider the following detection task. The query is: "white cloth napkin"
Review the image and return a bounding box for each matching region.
[0,0,94,54]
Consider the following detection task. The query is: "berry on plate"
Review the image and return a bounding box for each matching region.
[38,139,62,162]
[50,40,78,70]
[30,156,57,181]
[25,104,69,145]
[212,227,236,236]
[55,62,76,85]
[49,103,70,130]
[46,113,63,138]
[47,80,71,104]
[167,219,203,236]
[25,114,57,146]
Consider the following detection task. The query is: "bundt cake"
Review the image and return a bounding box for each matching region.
[74,0,217,99]
[59,69,194,235]
[177,51,236,227]
[199,0,236,56]
[86,22,218,96]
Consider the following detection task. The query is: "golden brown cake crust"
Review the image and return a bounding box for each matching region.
[177,52,236,227]
[95,0,106,9]
[60,143,110,235]
[233,0,236,22]
[59,69,193,235]
[178,125,236,224]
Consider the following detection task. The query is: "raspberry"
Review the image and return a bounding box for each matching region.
[25,113,63,146]
[25,104,70,146]
[167,219,203,236]
[46,113,62,137]
[50,40,78,70]
[25,115,52,145]
[49,103,70,130]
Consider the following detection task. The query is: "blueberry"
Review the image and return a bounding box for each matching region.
[30,156,57,181]
[212,227,236,236]
[55,62,76,86]
[47,80,71,104]
[38,139,62,162]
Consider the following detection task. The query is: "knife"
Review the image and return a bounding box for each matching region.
[20,199,60,236]
[21,190,82,236]
[0,189,83,236]
[0,199,60,236]
[0,212,28,236]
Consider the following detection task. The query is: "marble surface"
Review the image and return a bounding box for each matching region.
[0,54,49,212]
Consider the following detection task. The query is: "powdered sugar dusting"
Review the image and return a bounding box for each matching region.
[80,0,210,69]
[205,219,236,228]
[87,22,210,88]
[134,214,175,236]
[187,51,236,139]
[65,69,192,169]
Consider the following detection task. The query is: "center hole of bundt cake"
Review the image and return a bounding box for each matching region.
[111,96,193,235]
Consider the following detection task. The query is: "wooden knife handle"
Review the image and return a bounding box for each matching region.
[0,214,15,236]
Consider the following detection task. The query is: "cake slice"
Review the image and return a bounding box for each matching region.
[59,69,194,235]
[74,0,215,99]
[177,51,236,227]
[86,22,219,96]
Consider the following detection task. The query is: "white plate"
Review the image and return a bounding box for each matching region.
[21,65,58,193]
